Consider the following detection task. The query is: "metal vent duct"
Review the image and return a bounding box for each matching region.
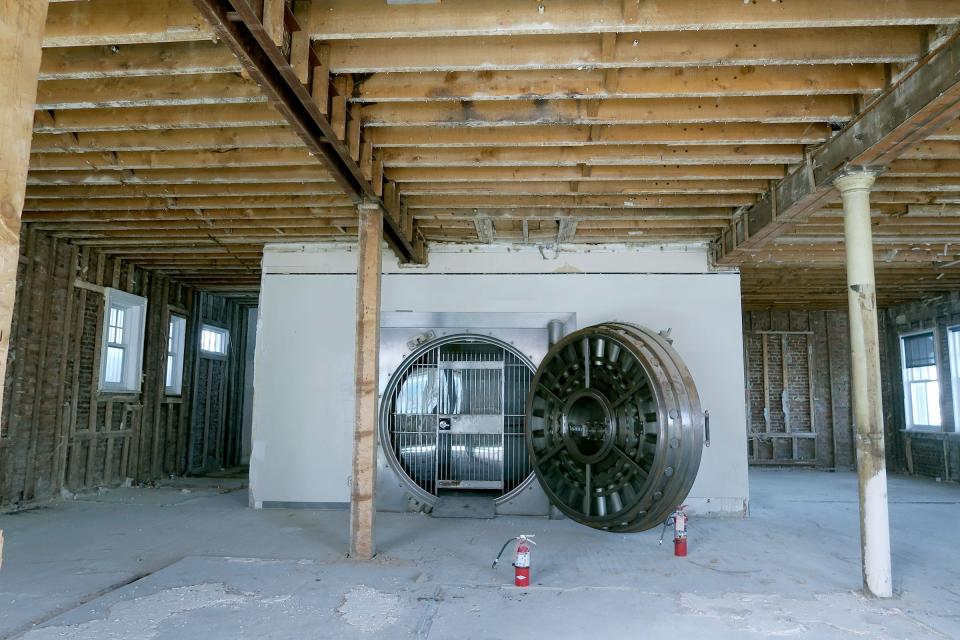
[525,323,705,532]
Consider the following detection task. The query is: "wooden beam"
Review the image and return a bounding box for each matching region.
[379,144,803,168]
[716,33,960,262]
[405,193,752,209]
[35,73,266,110]
[360,96,854,127]
[397,179,767,195]
[557,218,578,243]
[310,0,960,39]
[38,40,241,81]
[0,1,49,432]
[323,27,923,74]
[26,166,332,186]
[29,148,315,170]
[43,0,212,47]
[350,202,381,560]
[30,126,303,153]
[473,216,494,243]
[367,123,831,148]
[345,65,889,103]
[26,182,342,199]
[33,103,286,134]
[386,164,786,182]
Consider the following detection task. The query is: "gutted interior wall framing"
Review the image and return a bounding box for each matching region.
[742,310,865,470]
[0,226,254,507]
[188,292,254,475]
[882,293,960,481]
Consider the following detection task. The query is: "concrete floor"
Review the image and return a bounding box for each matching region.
[0,469,958,639]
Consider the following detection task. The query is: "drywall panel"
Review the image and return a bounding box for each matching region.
[250,244,748,517]
[249,275,357,506]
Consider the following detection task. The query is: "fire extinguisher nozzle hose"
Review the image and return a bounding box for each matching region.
[493,537,517,569]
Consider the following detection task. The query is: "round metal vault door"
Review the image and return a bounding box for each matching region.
[525,323,704,532]
[379,334,538,509]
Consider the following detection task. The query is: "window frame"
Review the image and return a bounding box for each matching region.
[199,323,230,359]
[99,289,148,394]
[947,325,960,433]
[899,328,943,432]
[165,314,187,396]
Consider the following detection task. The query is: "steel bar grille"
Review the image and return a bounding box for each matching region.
[385,337,534,497]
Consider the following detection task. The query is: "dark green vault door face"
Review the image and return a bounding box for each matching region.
[525,323,705,532]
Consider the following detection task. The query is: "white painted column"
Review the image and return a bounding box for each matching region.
[835,171,893,598]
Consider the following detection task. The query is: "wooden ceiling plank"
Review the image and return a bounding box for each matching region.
[26,182,343,199]
[406,193,751,209]
[310,0,960,39]
[25,166,333,185]
[39,40,240,80]
[44,0,212,47]
[410,206,733,220]
[399,180,768,195]
[33,103,286,133]
[325,27,924,74]
[386,165,786,182]
[367,123,831,148]
[29,147,315,170]
[23,194,354,211]
[379,144,803,167]
[31,126,302,153]
[351,65,887,103]
[35,73,265,110]
[23,207,356,222]
[361,96,855,127]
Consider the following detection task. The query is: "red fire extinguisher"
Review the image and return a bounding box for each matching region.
[493,534,537,587]
[659,505,688,557]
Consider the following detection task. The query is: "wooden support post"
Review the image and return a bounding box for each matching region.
[350,201,382,560]
[836,171,893,599]
[0,1,49,434]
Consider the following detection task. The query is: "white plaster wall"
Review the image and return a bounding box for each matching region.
[250,243,749,515]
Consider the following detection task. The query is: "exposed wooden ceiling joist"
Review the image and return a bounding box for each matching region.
[716,32,960,265]
[191,0,425,264]
[310,0,960,39]
[15,0,960,301]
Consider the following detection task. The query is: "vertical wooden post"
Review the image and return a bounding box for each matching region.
[350,201,382,560]
[0,1,49,432]
[836,171,893,599]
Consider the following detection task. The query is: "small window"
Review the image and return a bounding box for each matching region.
[166,315,187,395]
[99,289,147,393]
[901,331,942,430]
[200,324,229,357]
